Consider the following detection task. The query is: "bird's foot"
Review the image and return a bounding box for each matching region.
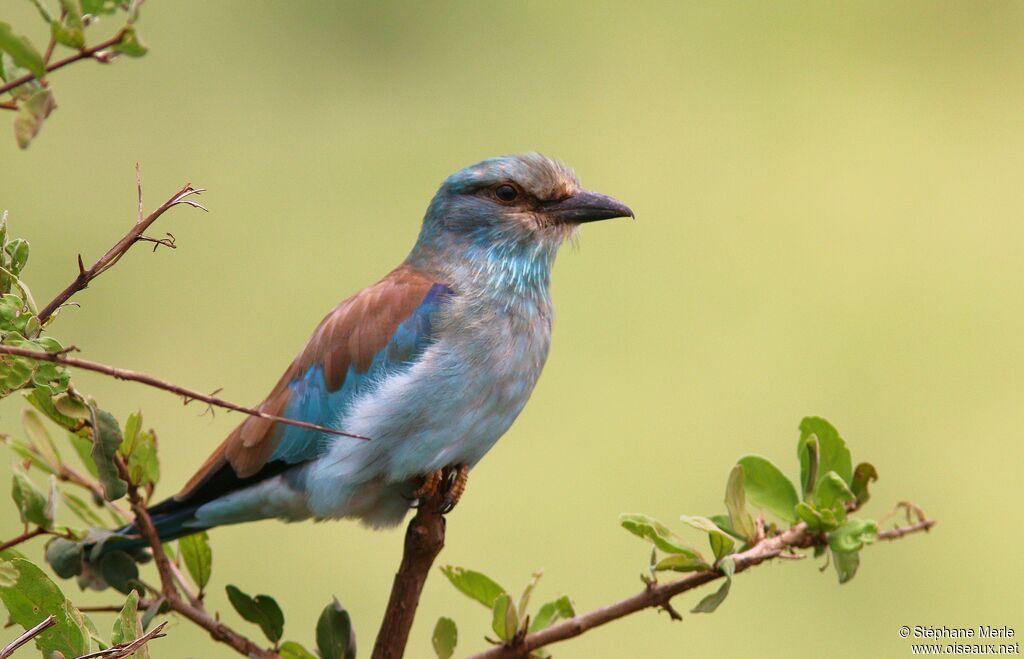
[410,469,444,506]
[409,464,468,514]
[438,464,469,514]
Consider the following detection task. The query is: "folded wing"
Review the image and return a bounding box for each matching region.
[173,265,455,507]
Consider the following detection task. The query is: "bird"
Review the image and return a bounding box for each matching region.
[78,153,632,565]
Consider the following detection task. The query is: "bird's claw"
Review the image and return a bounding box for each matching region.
[438,464,469,514]
[410,464,468,513]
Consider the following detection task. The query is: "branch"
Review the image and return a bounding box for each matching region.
[0,30,128,97]
[36,181,206,325]
[75,621,167,658]
[0,345,369,440]
[472,517,936,659]
[121,457,279,659]
[0,615,56,659]
[370,487,448,659]
[0,526,47,552]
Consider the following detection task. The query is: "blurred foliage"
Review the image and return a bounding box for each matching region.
[0,0,145,149]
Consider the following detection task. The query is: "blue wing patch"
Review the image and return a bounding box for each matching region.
[269,283,455,464]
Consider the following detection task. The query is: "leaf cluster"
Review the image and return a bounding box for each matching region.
[434,567,575,658]
[0,0,147,148]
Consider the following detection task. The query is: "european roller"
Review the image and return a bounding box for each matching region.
[93,154,632,557]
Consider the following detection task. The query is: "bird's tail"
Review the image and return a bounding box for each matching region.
[46,496,212,590]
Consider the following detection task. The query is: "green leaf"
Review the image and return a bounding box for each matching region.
[225,585,285,644]
[736,455,798,523]
[112,26,147,57]
[440,566,507,608]
[140,597,167,632]
[490,593,518,642]
[517,570,542,620]
[0,557,91,657]
[0,22,45,79]
[24,388,85,433]
[529,595,574,633]
[51,0,85,49]
[279,641,318,659]
[798,417,852,493]
[90,407,128,500]
[679,515,736,561]
[708,514,738,539]
[794,502,827,533]
[81,0,120,15]
[45,536,84,578]
[725,465,755,541]
[120,411,141,457]
[97,550,141,594]
[62,491,106,527]
[22,408,61,469]
[178,531,211,591]
[68,430,99,477]
[828,518,878,554]
[27,0,55,23]
[13,86,56,149]
[316,597,356,659]
[653,553,710,572]
[12,470,51,528]
[111,590,148,658]
[432,617,457,659]
[851,463,878,504]
[2,435,55,474]
[619,514,703,557]
[122,415,158,488]
[4,238,29,275]
[812,471,855,520]
[831,548,861,584]
[691,577,731,613]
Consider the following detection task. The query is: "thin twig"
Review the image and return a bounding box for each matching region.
[74,621,167,659]
[471,516,936,659]
[0,30,127,97]
[0,526,46,552]
[36,182,205,325]
[121,457,278,659]
[0,616,56,659]
[0,345,369,440]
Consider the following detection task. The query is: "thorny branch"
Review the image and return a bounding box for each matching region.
[0,345,368,440]
[471,516,936,659]
[75,621,167,659]
[0,615,56,659]
[118,456,280,659]
[36,181,207,325]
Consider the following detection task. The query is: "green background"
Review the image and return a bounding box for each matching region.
[2,2,1022,657]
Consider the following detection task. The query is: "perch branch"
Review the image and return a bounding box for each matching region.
[0,615,56,659]
[370,487,448,659]
[36,181,206,325]
[0,345,368,440]
[0,30,128,97]
[472,517,936,658]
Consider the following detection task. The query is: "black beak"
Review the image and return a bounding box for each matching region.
[543,189,634,224]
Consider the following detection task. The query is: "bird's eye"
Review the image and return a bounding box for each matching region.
[494,184,519,202]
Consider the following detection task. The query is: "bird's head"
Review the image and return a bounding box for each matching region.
[414,153,633,257]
